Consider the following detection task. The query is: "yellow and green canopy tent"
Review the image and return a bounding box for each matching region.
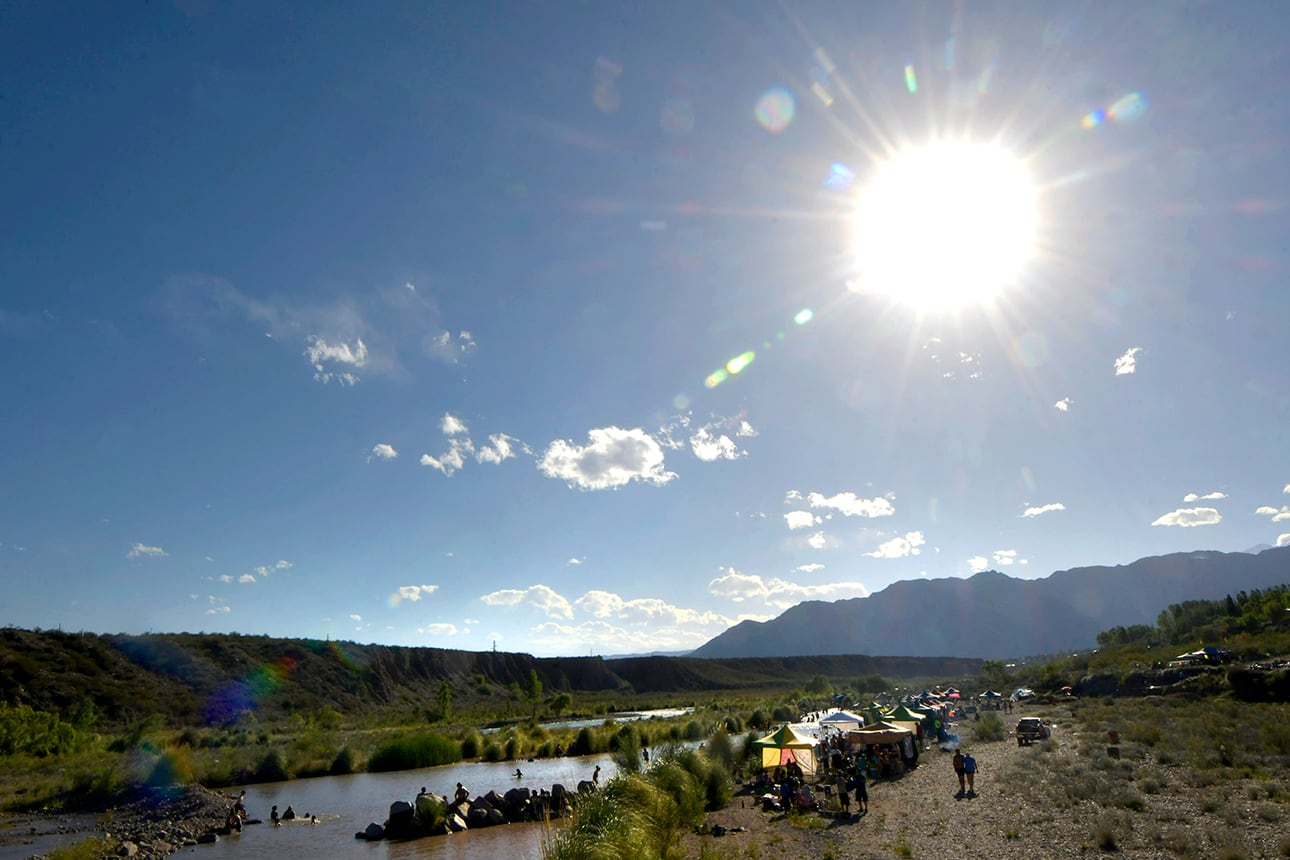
[751,725,818,776]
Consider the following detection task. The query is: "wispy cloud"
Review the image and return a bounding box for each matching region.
[390,584,439,605]
[480,584,574,619]
[800,491,895,518]
[573,590,732,629]
[1255,505,1290,523]
[865,531,925,558]
[1183,491,1226,502]
[1022,502,1065,518]
[419,623,458,636]
[1152,507,1222,527]
[127,542,167,559]
[708,567,868,608]
[476,433,521,464]
[349,613,363,622]
[204,595,230,615]
[158,274,474,385]
[795,563,825,573]
[1054,398,1071,411]
[567,557,583,566]
[1114,347,1143,375]
[369,443,399,461]
[538,427,674,490]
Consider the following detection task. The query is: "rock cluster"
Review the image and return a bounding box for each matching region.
[356,783,576,842]
[94,785,241,859]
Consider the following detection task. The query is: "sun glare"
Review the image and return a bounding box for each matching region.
[852,141,1037,312]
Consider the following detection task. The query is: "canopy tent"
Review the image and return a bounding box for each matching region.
[819,710,865,732]
[980,690,1003,698]
[885,704,927,725]
[752,726,818,776]
[847,721,913,746]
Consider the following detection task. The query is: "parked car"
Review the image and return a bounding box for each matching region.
[1016,717,1052,745]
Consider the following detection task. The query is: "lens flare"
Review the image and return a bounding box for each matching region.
[904,64,918,93]
[754,87,795,132]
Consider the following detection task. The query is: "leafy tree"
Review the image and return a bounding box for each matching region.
[978,660,1010,691]
[547,691,572,717]
[525,670,543,722]
[805,674,830,695]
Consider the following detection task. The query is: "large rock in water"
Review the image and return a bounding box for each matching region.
[503,787,531,822]
[447,812,468,832]
[361,822,385,841]
[414,792,448,832]
[384,800,415,838]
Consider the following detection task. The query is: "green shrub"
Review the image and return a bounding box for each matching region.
[329,745,358,775]
[973,712,1005,742]
[748,709,768,730]
[459,732,482,759]
[255,749,290,782]
[368,733,461,772]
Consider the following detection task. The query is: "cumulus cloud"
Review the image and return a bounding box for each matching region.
[1022,502,1066,518]
[737,420,758,437]
[391,584,439,605]
[480,584,574,619]
[1152,507,1222,527]
[708,567,868,608]
[370,443,398,461]
[1114,347,1143,375]
[572,590,733,629]
[1277,534,1290,547]
[1255,505,1290,522]
[802,491,895,518]
[238,573,256,583]
[968,556,989,573]
[993,549,1019,565]
[865,531,925,558]
[305,335,367,385]
[1054,398,1071,411]
[253,560,292,577]
[529,619,714,654]
[690,427,742,462]
[784,511,817,530]
[538,427,674,490]
[127,543,167,559]
[349,613,363,622]
[1284,484,1290,494]
[807,531,830,549]
[441,413,469,435]
[421,438,474,476]
[420,623,458,636]
[476,433,521,464]
[1183,491,1226,502]
[567,557,583,566]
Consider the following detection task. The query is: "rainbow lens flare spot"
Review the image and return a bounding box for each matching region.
[754,87,795,132]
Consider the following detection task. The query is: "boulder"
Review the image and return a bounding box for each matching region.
[550,784,570,816]
[577,780,596,795]
[196,834,219,844]
[363,822,385,841]
[118,842,139,857]
[465,803,493,829]
[447,813,468,832]
[503,787,531,821]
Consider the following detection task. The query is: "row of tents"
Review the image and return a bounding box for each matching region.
[752,703,936,777]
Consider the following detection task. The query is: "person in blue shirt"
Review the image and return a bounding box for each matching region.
[962,751,977,795]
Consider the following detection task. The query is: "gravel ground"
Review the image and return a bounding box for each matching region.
[684,705,1290,859]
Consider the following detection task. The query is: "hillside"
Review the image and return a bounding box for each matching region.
[0,629,979,727]
[691,547,1290,660]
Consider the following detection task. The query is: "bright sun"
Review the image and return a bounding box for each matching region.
[853,140,1037,312]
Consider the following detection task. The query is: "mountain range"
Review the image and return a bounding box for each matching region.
[690,547,1290,660]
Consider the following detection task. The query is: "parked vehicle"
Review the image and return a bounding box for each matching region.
[1016,717,1051,745]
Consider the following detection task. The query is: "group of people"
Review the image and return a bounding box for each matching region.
[224,791,314,832]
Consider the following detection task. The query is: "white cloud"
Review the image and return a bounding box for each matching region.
[127,542,167,559]
[1284,484,1290,494]
[1183,491,1226,502]
[567,557,583,565]
[708,567,868,608]
[305,335,367,385]
[1255,505,1290,522]
[690,427,742,462]
[480,584,574,619]
[807,531,829,549]
[993,549,1019,565]
[572,590,733,629]
[784,510,817,530]
[441,413,469,435]
[349,613,363,622]
[429,330,476,362]
[420,623,458,636]
[206,605,231,615]
[1022,502,1066,518]
[737,420,758,437]
[391,584,439,605]
[476,433,521,464]
[1054,398,1071,411]
[538,427,675,490]
[238,573,256,583]
[968,556,989,573]
[529,619,714,654]
[804,491,895,518]
[1152,507,1222,527]
[795,563,825,573]
[865,531,925,558]
[252,560,292,577]
[421,438,474,476]
[370,443,398,461]
[1114,346,1143,375]
[1277,533,1290,548]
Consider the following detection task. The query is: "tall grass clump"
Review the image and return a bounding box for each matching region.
[368,733,461,772]
[329,745,358,775]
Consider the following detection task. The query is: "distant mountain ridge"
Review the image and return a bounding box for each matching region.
[690,547,1290,660]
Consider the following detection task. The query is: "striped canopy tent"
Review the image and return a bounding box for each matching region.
[751,726,818,777]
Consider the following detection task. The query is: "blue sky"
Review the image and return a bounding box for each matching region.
[2,1,1288,657]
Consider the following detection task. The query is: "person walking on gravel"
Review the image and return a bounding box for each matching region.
[952,749,966,796]
[963,750,977,796]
